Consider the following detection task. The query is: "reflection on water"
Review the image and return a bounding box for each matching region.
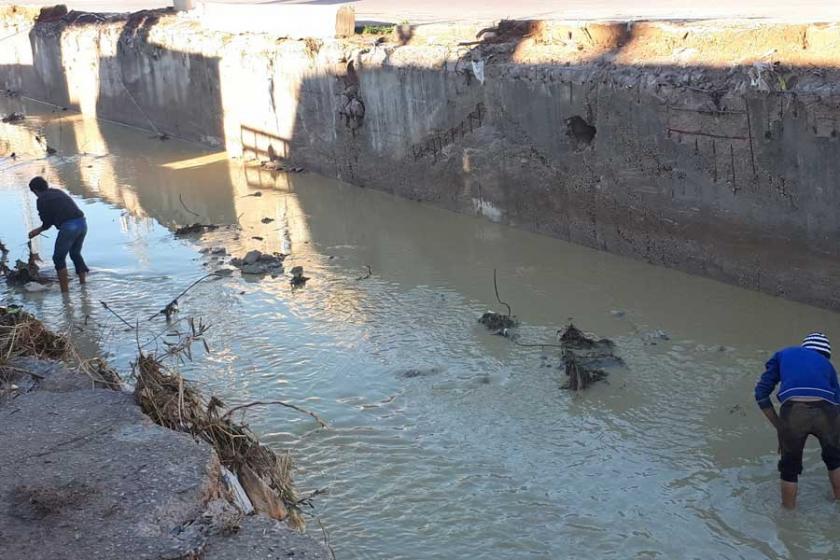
[3,98,840,560]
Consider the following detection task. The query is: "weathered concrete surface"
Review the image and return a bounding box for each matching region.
[202,515,331,560]
[0,357,330,559]
[0,389,222,559]
[3,7,840,308]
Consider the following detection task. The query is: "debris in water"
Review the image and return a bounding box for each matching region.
[356,265,372,281]
[46,146,57,155]
[559,323,623,391]
[1,112,24,124]
[174,223,219,236]
[398,367,443,379]
[290,266,309,287]
[251,236,264,241]
[728,404,747,417]
[240,191,263,198]
[229,250,285,276]
[261,217,274,224]
[478,269,517,334]
[479,312,516,332]
[149,273,222,321]
[260,161,305,173]
[643,329,671,345]
[3,242,47,288]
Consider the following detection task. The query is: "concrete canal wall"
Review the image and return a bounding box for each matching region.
[3,6,840,308]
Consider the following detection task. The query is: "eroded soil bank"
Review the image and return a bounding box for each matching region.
[0,307,329,560]
[2,6,840,308]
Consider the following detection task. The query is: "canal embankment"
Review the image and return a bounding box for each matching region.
[2,5,840,311]
[0,305,330,560]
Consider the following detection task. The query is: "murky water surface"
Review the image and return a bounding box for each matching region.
[3,99,840,559]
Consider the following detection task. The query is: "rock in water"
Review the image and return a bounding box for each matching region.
[242,250,263,266]
[23,282,48,293]
[1,112,24,124]
[290,266,309,287]
[241,263,266,275]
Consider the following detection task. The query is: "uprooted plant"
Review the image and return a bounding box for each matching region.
[559,323,624,391]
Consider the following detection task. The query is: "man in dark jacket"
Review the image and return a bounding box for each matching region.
[755,333,840,509]
[26,176,89,293]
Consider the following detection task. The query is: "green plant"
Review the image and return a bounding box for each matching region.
[360,24,395,35]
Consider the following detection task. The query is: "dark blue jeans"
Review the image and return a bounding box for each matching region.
[53,217,89,273]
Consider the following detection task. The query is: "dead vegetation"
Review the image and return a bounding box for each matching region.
[0,306,67,361]
[0,306,122,397]
[0,304,322,528]
[1,241,46,287]
[134,353,311,528]
[559,323,623,391]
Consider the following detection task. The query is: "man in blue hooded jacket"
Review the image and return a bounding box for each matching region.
[755,332,840,509]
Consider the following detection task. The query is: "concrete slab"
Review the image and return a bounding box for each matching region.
[6,356,98,392]
[0,389,220,559]
[4,0,840,23]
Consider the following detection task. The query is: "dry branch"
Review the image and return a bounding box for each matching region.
[222,400,328,429]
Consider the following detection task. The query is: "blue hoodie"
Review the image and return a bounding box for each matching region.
[755,346,840,409]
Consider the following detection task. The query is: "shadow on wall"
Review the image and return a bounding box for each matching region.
[95,10,225,143]
[0,6,236,224]
[4,9,840,307]
[280,18,840,308]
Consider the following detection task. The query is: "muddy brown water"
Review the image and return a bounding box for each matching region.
[3,98,840,559]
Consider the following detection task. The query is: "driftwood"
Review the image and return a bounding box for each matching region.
[221,465,255,515]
